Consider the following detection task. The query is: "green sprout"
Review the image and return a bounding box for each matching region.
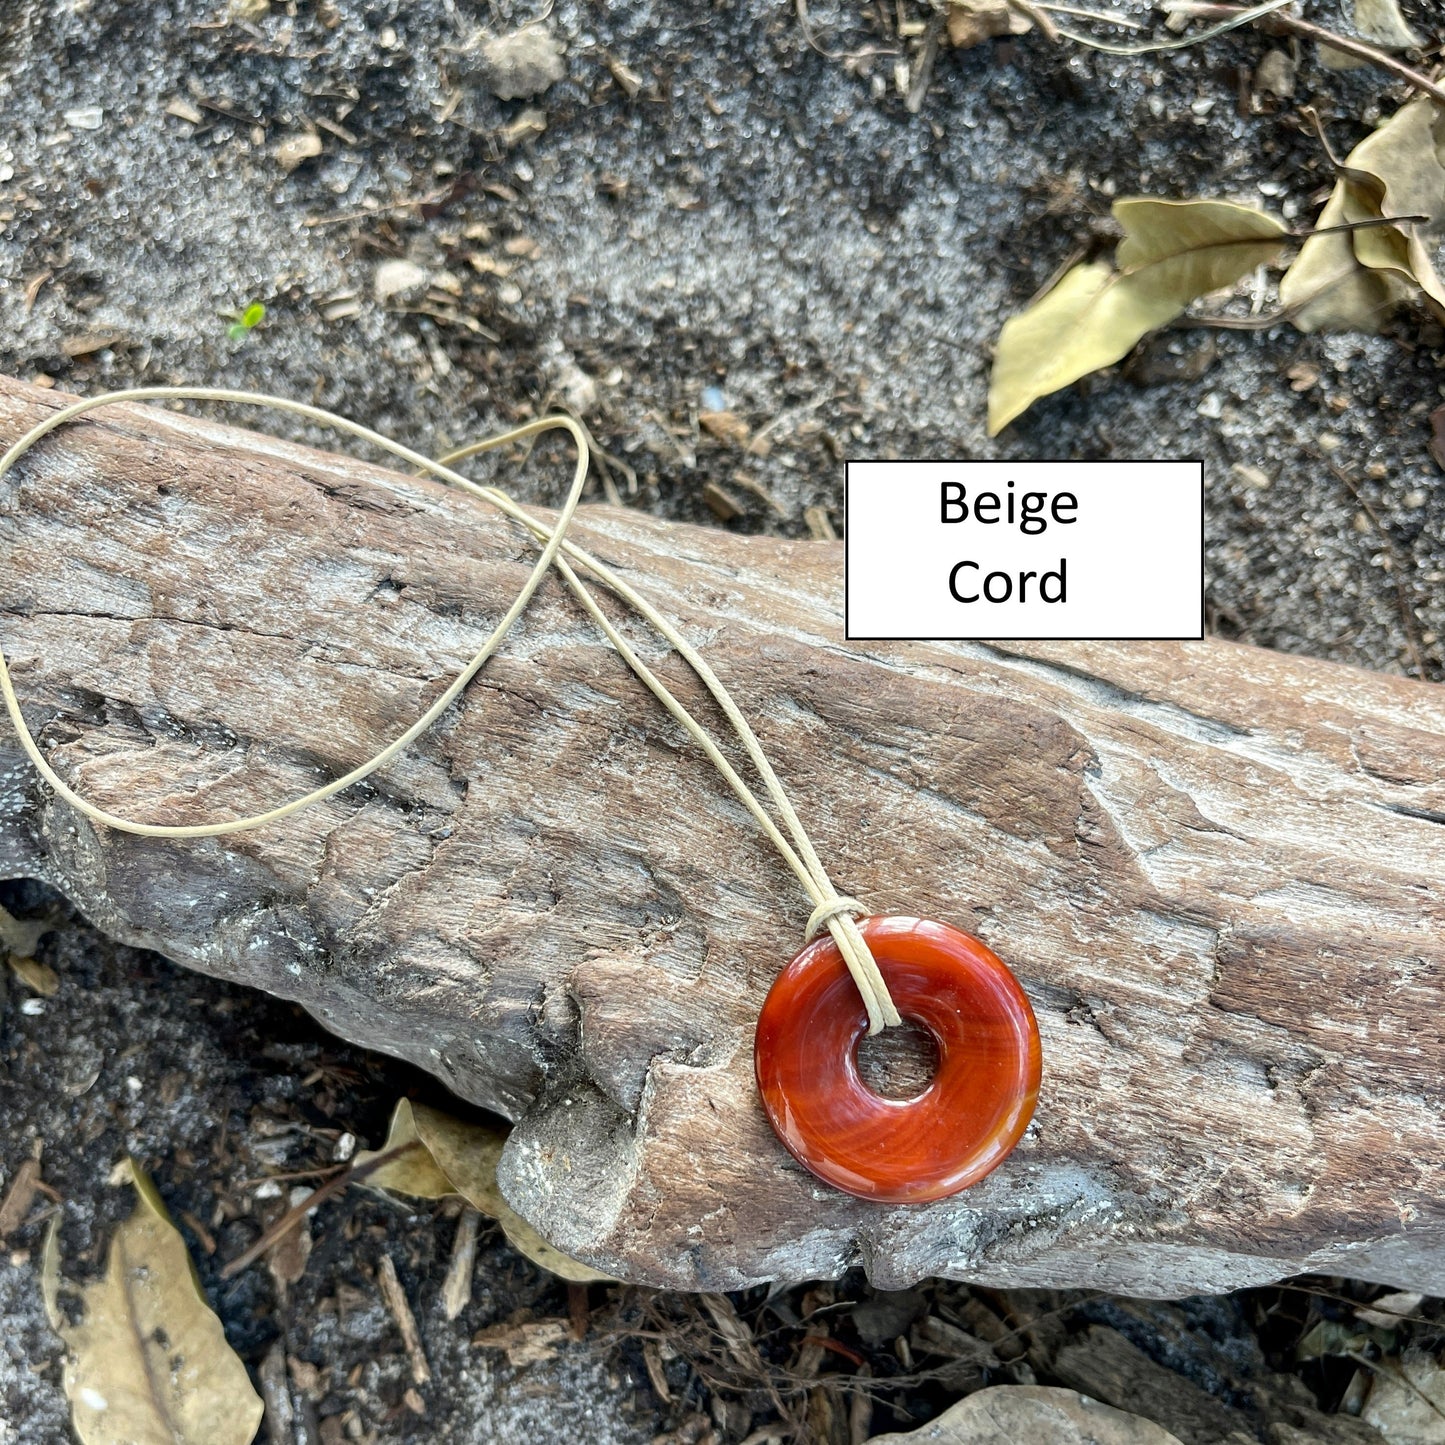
[225,301,267,342]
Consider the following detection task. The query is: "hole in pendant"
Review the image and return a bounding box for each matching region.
[855,1021,939,1100]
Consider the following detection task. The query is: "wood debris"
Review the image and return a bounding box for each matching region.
[472,1316,571,1367]
[699,409,751,447]
[376,1253,431,1385]
[440,1207,481,1321]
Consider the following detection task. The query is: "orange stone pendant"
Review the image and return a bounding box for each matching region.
[754,915,1041,1203]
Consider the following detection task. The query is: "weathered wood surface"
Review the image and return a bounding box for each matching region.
[2,375,1444,1294]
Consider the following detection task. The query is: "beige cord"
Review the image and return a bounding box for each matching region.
[0,387,902,1032]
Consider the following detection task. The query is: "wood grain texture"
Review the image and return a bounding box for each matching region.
[2,375,1443,1293]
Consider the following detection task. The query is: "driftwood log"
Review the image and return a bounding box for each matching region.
[2,375,1443,1295]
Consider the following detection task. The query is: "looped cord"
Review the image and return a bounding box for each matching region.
[806,895,864,941]
[0,387,902,1032]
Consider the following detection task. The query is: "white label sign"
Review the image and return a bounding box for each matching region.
[845,460,1204,641]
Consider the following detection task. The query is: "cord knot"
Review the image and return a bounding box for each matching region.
[806,895,865,941]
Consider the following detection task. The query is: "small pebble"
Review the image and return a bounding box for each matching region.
[373,259,428,301]
[478,27,566,101]
[1231,464,1271,491]
[700,385,727,412]
[63,106,103,130]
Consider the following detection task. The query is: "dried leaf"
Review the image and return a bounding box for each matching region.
[989,197,1287,433]
[1281,99,1445,331]
[356,1100,613,1284]
[10,955,59,995]
[946,0,1030,49]
[472,1317,570,1367]
[1362,1351,1445,1440]
[0,903,50,957]
[55,1159,263,1445]
[868,1385,1185,1443]
[1356,1289,1424,1328]
[0,1157,44,1237]
[1278,176,1405,329]
[1354,0,1423,50]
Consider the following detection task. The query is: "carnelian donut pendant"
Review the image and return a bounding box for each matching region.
[754,916,1041,1203]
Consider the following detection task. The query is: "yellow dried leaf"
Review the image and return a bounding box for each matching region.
[988,198,1288,433]
[1279,180,1405,330]
[9,954,59,995]
[1354,0,1423,49]
[0,903,49,958]
[869,1384,1185,1443]
[55,1159,263,1445]
[356,1100,613,1284]
[1281,99,1445,332]
[354,1100,456,1199]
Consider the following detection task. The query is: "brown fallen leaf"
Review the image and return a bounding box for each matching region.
[47,1159,263,1445]
[989,197,1288,433]
[355,1099,613,1283]
[868,1385,1184,1443]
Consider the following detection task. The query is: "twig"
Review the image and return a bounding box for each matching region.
[1329,460,1428,679]
[1297,213,1430,240]
[905,17,942,113]
[219,1139,422,1280]
[304,186,455,228]
[378,1252,432,1385]
[793,0,897,61]
[1166,2,1445,104]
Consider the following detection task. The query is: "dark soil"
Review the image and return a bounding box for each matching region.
[1,0,1443,1440]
